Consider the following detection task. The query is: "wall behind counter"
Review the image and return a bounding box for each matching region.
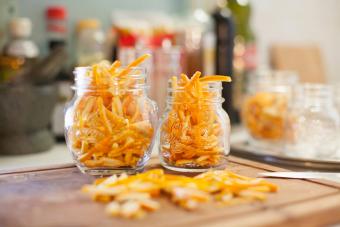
[16,0,186,58]
[250,0,340,83]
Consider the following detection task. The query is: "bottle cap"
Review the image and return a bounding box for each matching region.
[76,19,101,34]
[46,6,67,19]
[9,17,32,38]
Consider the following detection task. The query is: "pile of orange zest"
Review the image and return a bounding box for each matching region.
[160,71,231,168]
[242,92,287,140]
[68,54,154,168]
[82,169,278,219]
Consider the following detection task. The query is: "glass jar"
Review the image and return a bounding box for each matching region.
[334,84,340,115]
[333,84,340,157]
[285,84,340,158]
[65,66,158,175]
[76,19,106,66]
[159,81,230,172]
[242,70,298,149]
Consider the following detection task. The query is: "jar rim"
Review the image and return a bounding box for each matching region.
[73,65,146,76]
[167,80,223,92]
[293,83,334,106]
[166,80,224,104]
[72,65,148,91]
[251,69,299,85]
[295,83,332,97]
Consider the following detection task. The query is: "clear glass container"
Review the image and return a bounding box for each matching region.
[65,66,158,175]
[285,84,340,158]
[334,84,340,115]
[76,19,106,66]
[159,81,230,172]
[333,84,340,157]
[242,70,298,149]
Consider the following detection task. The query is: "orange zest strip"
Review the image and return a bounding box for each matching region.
[109,60,121,74]
[190,71,201,82]
[82,168,278,219]
[200,75,232,83]
[117,54,151,77]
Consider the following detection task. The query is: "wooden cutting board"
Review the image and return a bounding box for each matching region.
[0,156,340,227]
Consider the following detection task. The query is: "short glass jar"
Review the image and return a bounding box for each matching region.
[65,66,158,175]
[159,81,230,172]
[284,84,340,158]
[241,70,298,149]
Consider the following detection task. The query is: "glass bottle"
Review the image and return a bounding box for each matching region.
[75,19,106,66]
[212,0,237,123]
[65,66,158,175]
[1,17,39,82]
[242,70,298,149]
[3,17,39,59]
[285,84,339,159]
[159,80,230,172]
[46,6,67,50]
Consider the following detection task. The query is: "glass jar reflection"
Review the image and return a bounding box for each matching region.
[285,84,340,159]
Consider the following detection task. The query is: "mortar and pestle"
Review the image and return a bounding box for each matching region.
[0,47,66,155]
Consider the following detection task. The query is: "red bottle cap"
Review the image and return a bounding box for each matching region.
[46,6,67,20]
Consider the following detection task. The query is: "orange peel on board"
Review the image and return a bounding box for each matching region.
[82,169,278,219]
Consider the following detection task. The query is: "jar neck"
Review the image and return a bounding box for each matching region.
[73,66,148,96]
[249,70,298,93]
[295,84,334,107]
[166,81,224,105]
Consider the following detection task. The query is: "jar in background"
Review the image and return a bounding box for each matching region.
[241,70,298,148]
[65,66,158,175]
[159,80,230,172]
[151,44,182,114]
[76,19,106,66]
[334,84,340,115]
[1,17,39,82]
[333,84,340,157]
[285,84,339,158]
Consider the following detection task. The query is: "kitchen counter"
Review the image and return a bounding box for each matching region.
[1,156,340,227]
[0,130,247,171]
[0,144,72,171]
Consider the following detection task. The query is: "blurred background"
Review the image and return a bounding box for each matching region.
[0,0,339,169]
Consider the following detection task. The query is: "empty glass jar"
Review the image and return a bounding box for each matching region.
[285,84,340,159]
[242,70,298,149]
[159,80,230,172]
[65,66,158,175]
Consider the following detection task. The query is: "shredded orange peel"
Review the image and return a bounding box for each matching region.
[68,54,155,168]
[82,169,278,219]
[242,92,287,140]
[160,71,231,168]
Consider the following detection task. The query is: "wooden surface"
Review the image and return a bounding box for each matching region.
[1,156,340,227]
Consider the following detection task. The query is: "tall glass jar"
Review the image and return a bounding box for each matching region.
[65,66,158,175]
[242,70,298,149]
[285,84,339,158]
[159,81,230,172]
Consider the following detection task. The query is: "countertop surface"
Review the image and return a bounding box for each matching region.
[1,156,340,227]
[0,131,247,171]
[1,128,339,178]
